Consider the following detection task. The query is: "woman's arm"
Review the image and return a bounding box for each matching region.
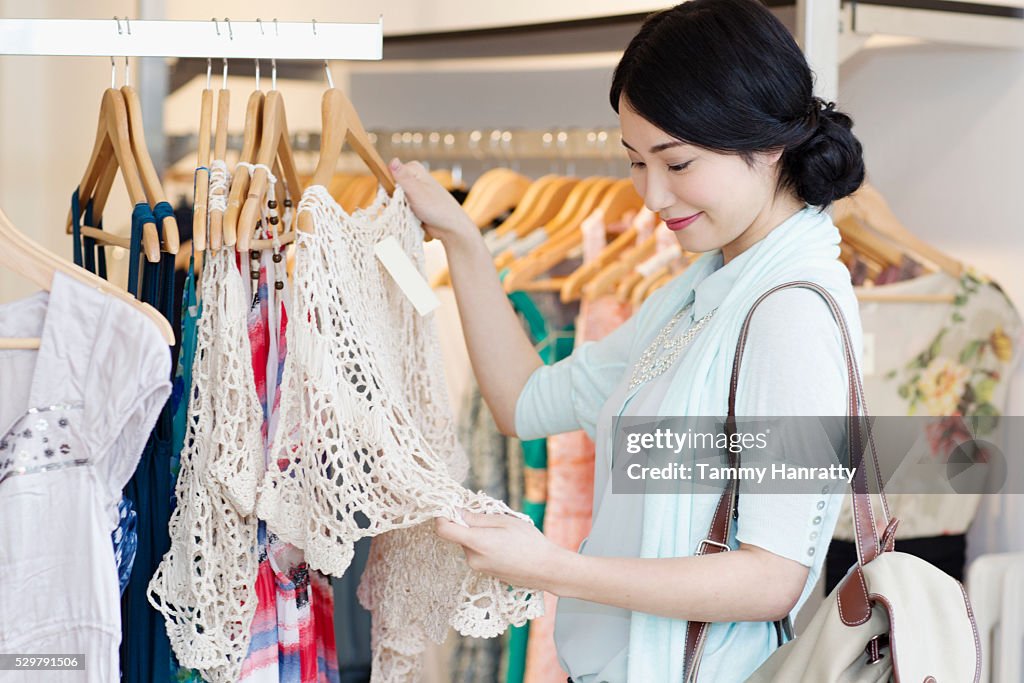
[391,160,541,436]
[436,512,808,623]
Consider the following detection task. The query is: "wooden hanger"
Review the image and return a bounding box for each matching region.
[569,209,658,302]
[327,172,362,201]
[223,89,265,249]
[489,175,559,236]
[582,233,658,300]
[499,179,613,279]
[238,90,304,251]
[835,214,903,270]
[205,83,231,249]
[429,176,579,289]
[336,176,367,211]
[492,177,613,282]
[121,84,179,254]
[0,207,174,349]
[617,227,678,302]
[348,176,380,211]
[631,247,686,309]
[561,226,638,303]
[539,177,615,239]
[461,168,520,224]
[463,169,532,228]
[297,87,395,234]
[503,179,641,293]
[249,158,298,251]
[192,82,213,253]
[77,158,122,254]
[581,210,659,301]
[430,169,465,192]
[835,183,963,278]
[67,88,161,263]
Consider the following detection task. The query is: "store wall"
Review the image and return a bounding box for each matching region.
[0,0,135,301]
[1,1,1019,554]
[838,42,1024,561]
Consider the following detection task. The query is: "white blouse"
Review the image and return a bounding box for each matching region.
[0,272,170,682]
[516,253,859,682]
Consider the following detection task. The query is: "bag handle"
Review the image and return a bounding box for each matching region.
[682,281,892,682]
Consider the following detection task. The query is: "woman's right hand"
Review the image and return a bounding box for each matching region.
[389,158,477,244]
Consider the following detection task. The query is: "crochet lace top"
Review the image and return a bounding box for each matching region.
[257,185,543,681]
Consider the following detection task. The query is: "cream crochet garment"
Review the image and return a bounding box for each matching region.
[257,185,543,681]
[148,219,265,679]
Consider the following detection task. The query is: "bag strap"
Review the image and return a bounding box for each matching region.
[682,281,892,682]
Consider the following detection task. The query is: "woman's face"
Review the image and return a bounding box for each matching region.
[618,96,798,262]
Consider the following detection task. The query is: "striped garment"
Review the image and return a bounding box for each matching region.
[238,250,340,683]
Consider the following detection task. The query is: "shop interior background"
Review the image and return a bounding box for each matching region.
[0,0,1021,643]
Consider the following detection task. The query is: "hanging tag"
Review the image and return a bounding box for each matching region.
[862,332,876,377]
[374,236,440,316]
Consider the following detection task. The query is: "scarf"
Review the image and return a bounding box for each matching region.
[620,205,858,681]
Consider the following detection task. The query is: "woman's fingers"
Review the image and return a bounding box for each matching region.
[435,516,473,544]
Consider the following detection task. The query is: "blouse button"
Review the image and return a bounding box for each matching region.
[816,501,826,510]
[807,547,816,557]
[821,486,830,494]
[813,516,822,525]
[809,531,819,541]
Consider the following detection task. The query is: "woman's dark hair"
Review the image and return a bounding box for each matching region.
[610,0,864,207]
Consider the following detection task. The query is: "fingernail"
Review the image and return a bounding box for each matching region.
[389,158,402,172]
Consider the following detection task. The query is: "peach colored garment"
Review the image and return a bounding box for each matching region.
[523,210,632,683]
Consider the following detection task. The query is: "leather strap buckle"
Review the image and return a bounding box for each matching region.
[697,539,731,554]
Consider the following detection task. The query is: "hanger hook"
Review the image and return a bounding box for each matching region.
[111,56,117,89]
[206,58,212,89]
[271,58,277,91]
[273,18,279,36]
[114,16,123,35]
[124,55,130,88]
[211,17,220,36]
[312,18,317,36]
[324,60,335,89]
[225,18,233,41]
[222,58,228,90]
[257,18,264,35]
[125,17,131,35]
[255,58,261,90]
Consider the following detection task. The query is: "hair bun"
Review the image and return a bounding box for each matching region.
[784,101,865,207]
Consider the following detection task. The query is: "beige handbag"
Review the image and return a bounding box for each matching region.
[683,282,982,683]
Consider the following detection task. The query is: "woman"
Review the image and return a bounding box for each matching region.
[390,0,865,680]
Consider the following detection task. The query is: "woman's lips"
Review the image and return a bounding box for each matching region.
[665,212,702,231]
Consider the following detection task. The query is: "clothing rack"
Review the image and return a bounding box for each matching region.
[0,18,383,59]
[166,127,627,169]
[0,16,383,183]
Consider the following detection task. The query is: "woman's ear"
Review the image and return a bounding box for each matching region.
[761,148,785,166]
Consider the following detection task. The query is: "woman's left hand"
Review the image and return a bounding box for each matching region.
[435,510,573,593]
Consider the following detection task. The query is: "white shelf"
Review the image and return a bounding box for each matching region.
[0,18,383,60]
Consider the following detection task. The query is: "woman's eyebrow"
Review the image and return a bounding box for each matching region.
[620,139,688,154]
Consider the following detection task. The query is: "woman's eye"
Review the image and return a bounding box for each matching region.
[668,162,692,172]
[630,161,646,169]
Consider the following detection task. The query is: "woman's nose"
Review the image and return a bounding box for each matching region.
[640,171,675,214]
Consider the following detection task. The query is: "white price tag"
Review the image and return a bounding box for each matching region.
[374,237,440,316]
[862,332,876,377]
